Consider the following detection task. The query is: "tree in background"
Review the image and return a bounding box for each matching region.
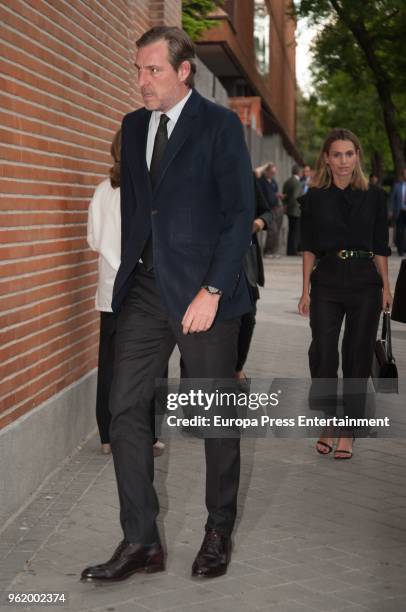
[296,90,325,168]
[182,0,221,41]
[294,0,406,179]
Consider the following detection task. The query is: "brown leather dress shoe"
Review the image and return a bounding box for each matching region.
[191,529,231,578]
[80,540,164,582]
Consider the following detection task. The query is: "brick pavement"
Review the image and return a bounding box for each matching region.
[1,256,406,612]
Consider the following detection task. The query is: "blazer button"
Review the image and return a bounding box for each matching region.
[151,209,158,215]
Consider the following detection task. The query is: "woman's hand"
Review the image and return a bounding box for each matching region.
[252,218,265,233]
[300,252,315,317]
[298,293,310,316]
[374,256,391,311]
[382,288,393,311]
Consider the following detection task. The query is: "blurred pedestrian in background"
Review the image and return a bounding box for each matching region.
[301,164,312,194]
[235,176,273,386]
[284,164,303,256]
[391,259,406,324]
[369,173,380,186]
[87,129,164,456]
[256,162,284,257]
[390,166,406,256]
[87,130,121,454]
[298,128,392,460]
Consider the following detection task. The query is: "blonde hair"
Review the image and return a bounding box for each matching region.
[109,129,121,189]
[311,128,368,191]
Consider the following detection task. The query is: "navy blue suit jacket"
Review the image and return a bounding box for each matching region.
[112,89,255,321]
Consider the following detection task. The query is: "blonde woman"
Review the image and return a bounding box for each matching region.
[298,128,392,459]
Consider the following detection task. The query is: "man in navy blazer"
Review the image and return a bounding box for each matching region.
[81,26,254,584]
[390,166,406,256]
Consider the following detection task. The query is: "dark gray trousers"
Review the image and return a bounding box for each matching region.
[109,263,241,544]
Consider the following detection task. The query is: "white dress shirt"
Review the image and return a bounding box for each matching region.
[146,89,193,169]
[87,178,121,312]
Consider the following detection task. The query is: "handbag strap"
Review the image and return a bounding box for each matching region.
[381,311,387,340]
[382,311,394,362]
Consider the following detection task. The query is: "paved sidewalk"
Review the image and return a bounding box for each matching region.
[1,256,406,612]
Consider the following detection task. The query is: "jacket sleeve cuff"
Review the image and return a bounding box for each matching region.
[374,246,391,256]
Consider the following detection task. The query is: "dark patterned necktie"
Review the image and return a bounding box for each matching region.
[141,114,170,270]
[149,113,169,188]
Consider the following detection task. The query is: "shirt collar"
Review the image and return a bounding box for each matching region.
[331,182,352,192]
[152,89,193,128]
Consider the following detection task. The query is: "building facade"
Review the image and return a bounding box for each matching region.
[197,0,300,173]
[0,0,298,523]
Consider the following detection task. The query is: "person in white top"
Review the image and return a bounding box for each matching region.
[87,130,165,456]
[87,130,121,454]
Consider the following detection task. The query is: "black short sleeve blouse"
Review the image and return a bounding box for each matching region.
[298,184,391,257]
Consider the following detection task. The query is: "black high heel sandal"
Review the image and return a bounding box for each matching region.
[316,426,335,455]
[334,432,355,460]
[316,440,333,455]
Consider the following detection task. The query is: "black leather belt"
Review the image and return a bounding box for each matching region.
[323,250,374,260]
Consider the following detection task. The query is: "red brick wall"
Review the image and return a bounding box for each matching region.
[0,0,180,430]
[150,0,181,27]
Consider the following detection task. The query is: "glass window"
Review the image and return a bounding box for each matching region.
[254,0,270,75]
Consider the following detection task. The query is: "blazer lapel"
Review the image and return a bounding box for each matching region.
[152,89,201,194]
[127,109,152,201]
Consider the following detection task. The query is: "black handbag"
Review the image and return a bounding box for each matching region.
[371,311,398,393]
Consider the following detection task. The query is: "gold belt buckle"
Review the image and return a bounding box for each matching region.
[338,250,348,259]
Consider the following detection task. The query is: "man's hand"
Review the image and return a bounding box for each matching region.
[182,288,221,334]
[252,218,265,233]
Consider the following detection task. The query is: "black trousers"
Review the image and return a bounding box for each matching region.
[287,215,300,255]
[395,210,406,255]
[109,264,241,544]
[264,205,283,254]
[236,296,258,371]
[309,282,382,422]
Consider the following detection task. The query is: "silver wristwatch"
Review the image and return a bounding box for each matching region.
[202,285,222,296]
